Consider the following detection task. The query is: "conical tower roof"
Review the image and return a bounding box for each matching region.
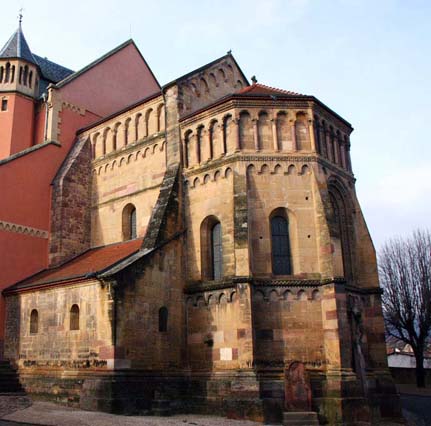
[0,22,37,65]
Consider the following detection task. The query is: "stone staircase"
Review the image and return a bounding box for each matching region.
[0,360,25,394]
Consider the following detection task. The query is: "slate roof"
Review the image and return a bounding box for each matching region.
[0,24,37,64]
[4,238,144,293]
[34,54,74,83]
[0,25,74,97]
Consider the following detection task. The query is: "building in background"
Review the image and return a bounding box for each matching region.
[0,22,402,425]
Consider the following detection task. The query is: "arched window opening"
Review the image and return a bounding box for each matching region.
[23,65,28,86]
[200,216,223,281]
[328,185,353,281]
[11,66,15,83]
[295,112,310,150]
[30,309,38,334]
[211,222,223,280]
[271,215,291,275]
[184,130,193,167]
[19,66,23,84]
[0,66,4,83]
[70,304,80,331]
[159,307,168,332]
[122,203,137,240]
[5,62,10,83]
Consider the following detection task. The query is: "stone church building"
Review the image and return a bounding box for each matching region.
[0,22,402,425]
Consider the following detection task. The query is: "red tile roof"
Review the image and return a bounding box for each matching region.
[5,239,144,292]
[237,83,305,97]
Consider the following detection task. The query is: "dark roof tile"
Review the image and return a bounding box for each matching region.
[33,54,74,83]
[0,24,36,65]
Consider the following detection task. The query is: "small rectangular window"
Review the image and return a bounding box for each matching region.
[1,99,7,111]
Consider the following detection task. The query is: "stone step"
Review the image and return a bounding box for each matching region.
[283,411,320,426]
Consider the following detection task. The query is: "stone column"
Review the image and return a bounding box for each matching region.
[320,126,326,158]
[271,118,279,151]
[326,131,332,162]
[221,122,227,156]
[291,120,297,151]
[309,119,316,152]
[333,137,340,165]
[129,119,137,144]
[346,143,352,172]
[123,124,128,146]
[207,128,213,159]
[340,143,346,169]
[234,118,241,151]
[183,140,189,168]
[253,119,259,151]
[195,132,201,164]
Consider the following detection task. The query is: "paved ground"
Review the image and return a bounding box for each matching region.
[0,390,429,426]
[0,399,263,426]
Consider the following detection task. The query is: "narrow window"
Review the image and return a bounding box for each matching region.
[211,222,222,279]
[158,307,168,332]
[0,66,4,83]
[30,309,38,334]
[70,304,80,331]
[23,65,28,86]
[5,63,10,83]
[130,207,137,239]
[271,216,291,275]
[1,99,7,111]
[122,204,137,240]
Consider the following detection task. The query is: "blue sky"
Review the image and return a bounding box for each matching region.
[2,0,430,250]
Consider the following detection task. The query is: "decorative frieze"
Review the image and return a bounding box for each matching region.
[0,220,48,239]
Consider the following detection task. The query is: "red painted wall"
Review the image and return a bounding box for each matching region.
[59,43,160,117]
[0,41,162,352]
[33,103,46,145]
[0,94,35,159]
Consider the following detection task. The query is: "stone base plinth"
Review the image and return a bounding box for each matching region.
[283,411,319,425]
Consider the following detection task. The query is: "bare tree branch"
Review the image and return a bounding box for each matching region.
[379,229,431,387]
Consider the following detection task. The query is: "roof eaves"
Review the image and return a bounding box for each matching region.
[3,275,91,295]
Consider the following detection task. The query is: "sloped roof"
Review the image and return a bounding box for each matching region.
[34,54,74,83]
[163,52,249,89]
[4,239,144,293]
[0,24,37,65]
[237,83,306,97]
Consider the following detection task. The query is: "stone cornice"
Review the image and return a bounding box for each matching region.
[184,276,381,295]
[183,153,319,177]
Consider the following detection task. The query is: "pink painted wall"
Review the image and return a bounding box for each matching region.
[0,41,162,351]
[59,42,160,117]
[0,94,35,159]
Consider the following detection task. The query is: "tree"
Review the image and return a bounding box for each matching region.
[379,230,431,387]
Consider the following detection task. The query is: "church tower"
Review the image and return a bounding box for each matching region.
[0,19,40,158]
